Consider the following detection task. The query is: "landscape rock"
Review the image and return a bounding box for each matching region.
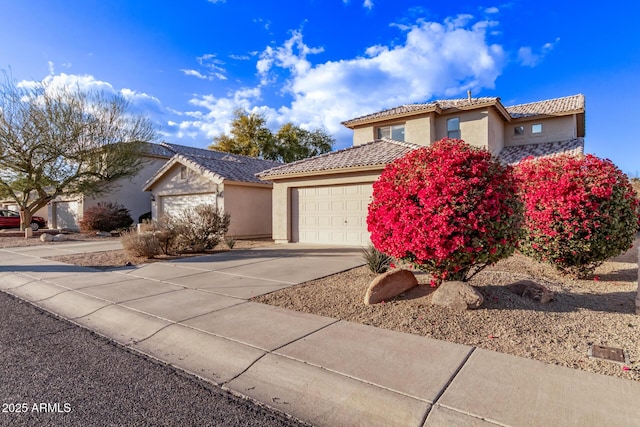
[430,281,484,310]
[506,280,554,304]
[40,233,54,242]
[96,231,112,237]
[52,234,68,242]
[364,269,418,305]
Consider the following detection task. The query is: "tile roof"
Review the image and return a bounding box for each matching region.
[342,94,585,126]
[258,138,585,178]
[258,138,420,178]
[140,142,175,158]
[160,142,282,184]
[497,138,584,165]
[505,94,585,118]
[342,97,499,127]
[183,153,283,184]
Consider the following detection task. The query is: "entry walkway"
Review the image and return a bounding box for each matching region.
[1,241,639,426]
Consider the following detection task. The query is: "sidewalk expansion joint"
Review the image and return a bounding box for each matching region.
[421,346,476,426]
[431,404,510,426]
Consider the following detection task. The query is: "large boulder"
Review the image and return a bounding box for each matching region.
[430,281,483,310]
[52,234,68,242]
[364,269,418,305]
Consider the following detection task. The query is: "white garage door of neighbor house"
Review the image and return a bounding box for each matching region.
[55,201,79,230]
[161,194,216,217]
[292,184,373,246]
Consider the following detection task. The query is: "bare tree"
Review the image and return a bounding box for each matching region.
[0,73,157,230]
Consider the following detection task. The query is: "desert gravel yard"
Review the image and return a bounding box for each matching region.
[2,232,639,382]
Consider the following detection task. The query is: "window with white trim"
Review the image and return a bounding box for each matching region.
[531,123,543,134]
[447,117,460,139]
[377,124,405,142]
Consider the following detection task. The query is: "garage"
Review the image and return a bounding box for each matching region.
[291,184,373,246]
[53,201,80,230]
[160,194,216,217]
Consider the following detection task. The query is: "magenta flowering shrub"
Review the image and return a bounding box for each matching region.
[515,154,640,278]
[367,138,523,285]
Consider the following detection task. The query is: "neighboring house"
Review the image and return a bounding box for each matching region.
[142,143,282,239]
[48,143,176,231]
[258,94,586,246]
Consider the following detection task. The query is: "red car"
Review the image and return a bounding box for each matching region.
[0,209,47,231]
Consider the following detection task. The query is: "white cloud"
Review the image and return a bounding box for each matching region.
[518,37,559,67]
[363,0,374,10]
[181,69,208,80]
[266,16,504,137]
[168,14,507,147]
[484,7,499,14]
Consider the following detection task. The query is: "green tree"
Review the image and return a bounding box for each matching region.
[0,74,156,230]
[208,108,272,157]
[209,109,334,163]
[271,123,334,163]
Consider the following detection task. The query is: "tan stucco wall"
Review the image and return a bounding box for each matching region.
[224,184,273,238]
[435,110,489,149]
[270,170,382,243]
[353,127,374,146]
[487,108,505,155]
[85,157,168,223]
[405,114,434,146]
[505,115,576,147]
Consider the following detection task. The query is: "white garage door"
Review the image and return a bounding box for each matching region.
[161,194,215,217]
[55,201,79,230]
[292,184,373,246]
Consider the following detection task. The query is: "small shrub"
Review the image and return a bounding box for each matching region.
[224,237,236,249]
[121,230,161,259]
[367,138,523,285]
[361,244,392,273]
[515,154,640,278]
[80,202,133,233]
[167,204,230,253]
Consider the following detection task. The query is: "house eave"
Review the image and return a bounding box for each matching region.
[259,164,386,181]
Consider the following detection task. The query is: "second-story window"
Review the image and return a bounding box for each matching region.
[447,117,460,139]
[531,123,543,134]
[514,126,525,136]
[377,124,405,141]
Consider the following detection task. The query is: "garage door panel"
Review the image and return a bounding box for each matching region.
[161,194,215,217]
[292,184,373,246]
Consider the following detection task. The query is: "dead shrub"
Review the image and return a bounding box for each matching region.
[167,204,230,254]
[120,230,161,259]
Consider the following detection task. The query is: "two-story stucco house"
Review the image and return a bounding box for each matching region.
[258,94,585,246]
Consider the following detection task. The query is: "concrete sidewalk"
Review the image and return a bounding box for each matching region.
[1,242,639,426]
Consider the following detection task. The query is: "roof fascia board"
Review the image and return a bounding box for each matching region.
[260,164,385,181]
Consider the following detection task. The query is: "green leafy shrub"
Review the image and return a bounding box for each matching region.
[361,244,392,273]
[80,202,133,232]
[120,230,161,258]
[367,138,523,286]
[167,204,230,253]
[515,154,640,278]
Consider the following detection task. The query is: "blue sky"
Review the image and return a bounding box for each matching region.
[1,0,639,175]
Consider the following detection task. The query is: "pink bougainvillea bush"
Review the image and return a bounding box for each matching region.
[515,154,640,278]
[367,138,524,285]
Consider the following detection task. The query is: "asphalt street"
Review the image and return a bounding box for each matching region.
[0,291,307,427]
